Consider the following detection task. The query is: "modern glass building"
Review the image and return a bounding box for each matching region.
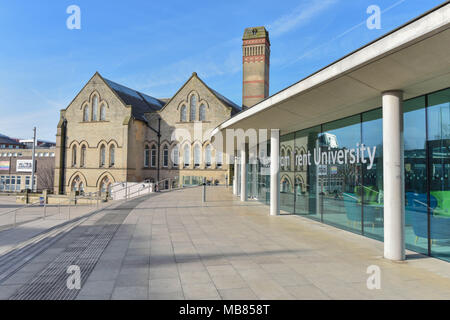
[214,3,450,263]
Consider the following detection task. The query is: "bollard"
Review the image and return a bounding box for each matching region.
[13,210,17,228]
[43,204,46,219]
[202,178,206,203]
[59,201,61,217]
[68,202,71,220]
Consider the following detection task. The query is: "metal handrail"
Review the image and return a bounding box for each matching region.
[0,191,106,229]
[0,200,42,217]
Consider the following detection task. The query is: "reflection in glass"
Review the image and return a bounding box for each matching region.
[321,115,362,234]
[428,89,450,262]
[294,126,321,220]
[280,133,295,213]
[362,109,384,240]
[404,96,428,256]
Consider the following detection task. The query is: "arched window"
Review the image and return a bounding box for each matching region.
[280,149,285,170]
[100,104,106,121]
[92,95,98,121]
[287,150,291,170]
[100,144,106,167]
[172,145,179,167]
[109,145,115,167]
[72,145,77,166]
[216,149,223,167]
[205,145,212,167]
[151,145,156,168]
[190,95,197,121]
[79,182,84,195]
[83,105,89,122]
[71,177,78,192]
[100,176,111,195]
[163,145,169,167]
[80,145,86,167]
[194,144,201,167]
[144,145,150,167]
[199,104,206,121]
[183,144,190,167]
[180,105,187,122]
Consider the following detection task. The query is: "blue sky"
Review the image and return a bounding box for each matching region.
[0,0,445,141]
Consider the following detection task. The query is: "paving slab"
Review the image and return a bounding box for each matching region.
[0,187,450,300]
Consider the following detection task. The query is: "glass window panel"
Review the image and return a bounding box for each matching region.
[163,146,168,167]
[100,145,106,167]
[184,144,190,166]
[110,145,115,166]
[205,145,211,167]
[194,145,201,167]
[200,104,206,121]
[172,145,179,167]
[321,115,362,234]
[404,96,429,256]
[151,146,156,168]
[362,108,384,241]
[92,96,98,121]
[100,104,106,121]
[280,133,295,213]
[180,106,187,122]
[293,126,321,219]
[427,88,450,262]
[190,96,197,121]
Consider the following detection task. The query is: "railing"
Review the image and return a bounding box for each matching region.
[0,193,106,231]
[110,177,180,200]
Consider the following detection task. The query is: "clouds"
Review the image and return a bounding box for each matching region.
[267,0,339,38]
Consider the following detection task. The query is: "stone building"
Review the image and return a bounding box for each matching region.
[54,26,270,195]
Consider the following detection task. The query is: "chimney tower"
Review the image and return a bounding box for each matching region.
[242,27,270,109]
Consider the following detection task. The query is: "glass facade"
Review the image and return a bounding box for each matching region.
[248,88,450,262]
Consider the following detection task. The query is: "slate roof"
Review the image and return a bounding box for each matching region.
[104,78,165,122]
[0,133,22,146]
[208,87,241,115]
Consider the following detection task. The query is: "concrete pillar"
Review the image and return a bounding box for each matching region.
[233,156,238,195]
[270,129,280,216]
[240,145,247,202]
[382,90,405,261]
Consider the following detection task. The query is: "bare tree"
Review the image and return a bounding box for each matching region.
[37,158,55,192]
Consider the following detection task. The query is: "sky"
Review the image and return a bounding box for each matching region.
[0,0,445,141]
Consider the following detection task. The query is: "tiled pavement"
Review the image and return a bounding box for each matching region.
[0,186,450,300]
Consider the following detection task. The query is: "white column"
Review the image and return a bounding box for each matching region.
[240,145,247,202]
[233,156,238,195]
[382,90,405,261]
[270,129,280,216]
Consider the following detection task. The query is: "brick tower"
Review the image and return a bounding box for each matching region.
[242,27,270,109]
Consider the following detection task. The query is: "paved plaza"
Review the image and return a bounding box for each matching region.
[0,187,449,300]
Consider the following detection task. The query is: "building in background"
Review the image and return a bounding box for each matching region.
[242,27,270,109]
[54,71,244,195]
[0,148,55,192]
[0,133,23,149]
[19,139,56,149]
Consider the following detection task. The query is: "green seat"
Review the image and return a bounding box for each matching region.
[430,191,450,217]
[354,185,380,205]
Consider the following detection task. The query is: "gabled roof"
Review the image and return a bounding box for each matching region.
[102,77,165,122]
[159,72,241,115]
